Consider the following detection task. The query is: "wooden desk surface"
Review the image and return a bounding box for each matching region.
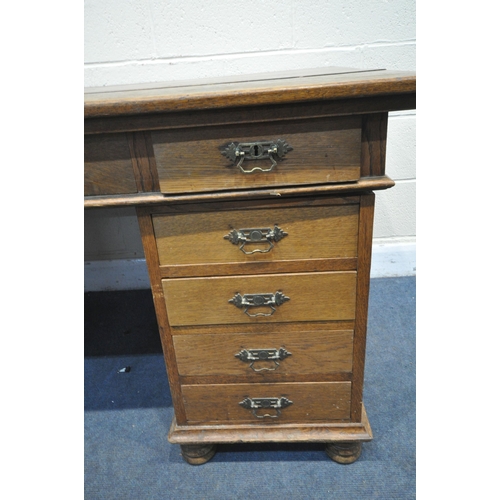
[84,67,415,208]
[84,66,416,118]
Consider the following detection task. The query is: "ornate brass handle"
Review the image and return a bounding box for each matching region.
[224,225,288,254]
[228,292,290,317]
[221,139,293,173]
[239,397,293,418]
[235,347,292,372]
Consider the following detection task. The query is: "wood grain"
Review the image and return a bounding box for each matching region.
[84,68,416,117]
[173,329,354,377]
[361,113,388,177]
[168,404,372,443]
[152,116,361,194]
[127,131,160,192]
[179,372,352,386]
[153,203,359,267]
[159,258,357,279]
[171,320,355,336]
[83,176,395,208]
[135,208,187,424]
[85,94,416,135]
[83,66,413,450]
[350,193,375,422]
[146,193,359,214]
[84,133,136,196]
[162,271,357,327]
[181,381,351,424]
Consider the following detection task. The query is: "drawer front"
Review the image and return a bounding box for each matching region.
[153,204,359,266]
[173,330,353,377]
[84,133,136,196]
[152,116,361,194]
[181,382,351,423]
[163,271,356,326]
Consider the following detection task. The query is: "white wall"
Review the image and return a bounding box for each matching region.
[84,0,416,290]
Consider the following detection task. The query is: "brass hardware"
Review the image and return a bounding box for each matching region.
[239,396,293,418]
[224,225,288,254]
[228,291,290,317]
[235,347,292,372]
[221,139,293,173]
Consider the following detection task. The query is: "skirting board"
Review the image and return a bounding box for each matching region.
[370,240,416,279]
[84,241,416,292]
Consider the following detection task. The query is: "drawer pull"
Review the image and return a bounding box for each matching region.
[224,225,288,254]
[228,291,290,317]
[221,139,293,173]
[235,347,292,372]
[239,396,293,419]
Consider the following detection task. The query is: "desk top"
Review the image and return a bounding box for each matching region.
[84,67,416,119]
[84,66,415,208]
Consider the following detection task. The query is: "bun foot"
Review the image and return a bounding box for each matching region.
[325,441,362,464]
[180,444,217,465]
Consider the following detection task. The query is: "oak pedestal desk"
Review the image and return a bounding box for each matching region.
[84,67,416,465]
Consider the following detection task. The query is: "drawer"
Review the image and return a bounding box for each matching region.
[152,116,361,194]
[153,203,359,267]
[84,133,136,196]
[173,330,354,377]
[181,382,351,423]
[163,271,356,326]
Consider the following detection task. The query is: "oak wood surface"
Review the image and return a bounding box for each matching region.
[350,193,375,422]
[361,113,388,177]
[85,94,416,135]
[84,66,414,452]
[181,381,351,424]
[171,320,356,336]
[173,329,354,377]
[84,133,136,196]
[84,176,394,207]
[152,116,361,194]
[147,193,359,213]
[159,258,358,279]
[178,372,352,386]
[168,404,372,443]
[162,271,357,327]
[127,131,160,192]
[84,68,416,117]
[135,208,187,424]
[153,203,359,267]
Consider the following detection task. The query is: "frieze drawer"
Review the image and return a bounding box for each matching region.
[152,116,361,194]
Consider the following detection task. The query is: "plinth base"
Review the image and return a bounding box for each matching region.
[169,405,372,465]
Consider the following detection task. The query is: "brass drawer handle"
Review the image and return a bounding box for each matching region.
[228,292,290,317]
[235,347,292,372]
[224,225,288,254]
[221,139,293,173]
[239,396,293,419]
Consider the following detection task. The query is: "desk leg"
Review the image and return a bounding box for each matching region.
[180,444,217,465]
[325,442,362,464]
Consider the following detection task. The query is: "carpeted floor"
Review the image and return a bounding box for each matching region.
[84,276,415,500]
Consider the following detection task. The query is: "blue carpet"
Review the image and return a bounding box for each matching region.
[85,277,415,499]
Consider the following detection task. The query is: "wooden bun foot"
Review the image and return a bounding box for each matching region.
[180,444,217,465]
[325,441,362,464]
